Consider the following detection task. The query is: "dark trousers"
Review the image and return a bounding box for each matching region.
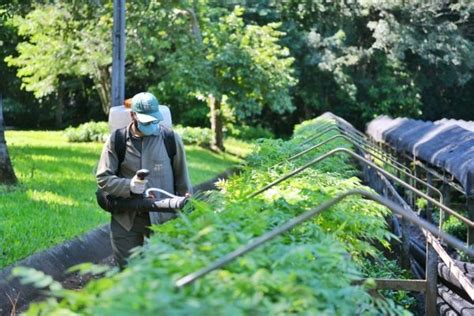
[110,213,151,268]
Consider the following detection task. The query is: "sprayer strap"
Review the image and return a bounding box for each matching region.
[113,125,176,173]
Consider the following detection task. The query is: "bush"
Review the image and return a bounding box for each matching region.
[174,125,212,147]
[443,216,466,241]
[227,125,274,140]
[64,121,109,142]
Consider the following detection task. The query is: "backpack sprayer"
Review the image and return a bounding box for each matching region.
[136,169,189,210]
[96,101,188,214]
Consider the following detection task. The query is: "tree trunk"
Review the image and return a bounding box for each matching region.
[95,65,112,115]
[55,88,64,128]
[185,4,202,44]
[208,94,224,151]
[0,94,17,185]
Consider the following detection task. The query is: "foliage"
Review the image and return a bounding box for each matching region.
[361,256,416,310]
[174,125,212,147]
[226,125,274,140]
[22,118,408,315]
[239,0,473,129]
[155,4,296,149]
[3,1,474,133]
[5,2,112,114]
[0,130,244,267]
[64,121,109,143]
[442,215,466,241]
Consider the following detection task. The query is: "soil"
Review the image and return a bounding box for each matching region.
[11,256,116,315]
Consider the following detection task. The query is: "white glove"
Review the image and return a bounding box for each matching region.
[130,175,147,194]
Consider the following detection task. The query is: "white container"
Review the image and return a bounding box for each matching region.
[108,105,173,133]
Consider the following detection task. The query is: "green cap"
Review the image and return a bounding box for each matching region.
[131,92,163,123]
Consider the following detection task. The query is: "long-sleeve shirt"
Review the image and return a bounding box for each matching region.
[96,123,192,231]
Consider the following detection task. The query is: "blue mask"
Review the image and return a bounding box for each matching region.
[138,121,160,136]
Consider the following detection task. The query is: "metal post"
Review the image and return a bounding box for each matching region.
[441,180,451,230]
[111,0,126,108]
[468,196,474,246]
[401,217,411,270]
[402,156,412,206]
[425,237,438,316]
[414,162,420,213]
[426,173,433,223]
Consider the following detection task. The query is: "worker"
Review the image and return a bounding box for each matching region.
[96,92,192,268]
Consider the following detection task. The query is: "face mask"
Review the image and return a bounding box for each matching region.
[137,121,160,136]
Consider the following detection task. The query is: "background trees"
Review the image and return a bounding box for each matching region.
[1,0,473,134]
[155,5,295,150]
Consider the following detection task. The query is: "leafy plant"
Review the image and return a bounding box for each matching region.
[64,121,109,143]
[174,125,212,147]
[443,215,466,241]
[361,257,416,310]
[226,125,274,140]
[22,118,409,315]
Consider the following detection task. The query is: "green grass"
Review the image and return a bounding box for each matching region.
[0,131,249,268]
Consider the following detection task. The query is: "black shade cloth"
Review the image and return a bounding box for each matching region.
[367,116,474,196]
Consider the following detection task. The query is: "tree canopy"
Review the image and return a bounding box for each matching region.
[1,0,473,133]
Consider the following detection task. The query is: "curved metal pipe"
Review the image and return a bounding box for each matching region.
[284,134,443,205]
[299,125,411,175]
[175,189,473,288]
[248,148,473,227]
[299,121,380,152]
[308,124,411,177]
[368,135,465,195]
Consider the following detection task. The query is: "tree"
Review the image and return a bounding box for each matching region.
[238,0,473,129]
[157,5,296,150]
[5,2,112,116]
[0,94,17,185]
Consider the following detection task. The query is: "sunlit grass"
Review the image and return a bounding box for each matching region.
[0,131,250,267]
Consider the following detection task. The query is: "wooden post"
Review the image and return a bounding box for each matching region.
[440,180,451,230]
[413,163,420,212]
[425,239,438,316]
[401,217,411,270]
[111,0,125,109]
[426,173,433,223]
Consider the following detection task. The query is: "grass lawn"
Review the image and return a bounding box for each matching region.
[0,131,253,268]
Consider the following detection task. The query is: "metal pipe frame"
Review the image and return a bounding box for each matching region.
[315,123,421,197]
[175,188,473,288]
[248,148,473,227]
[299,124,413,177]
[413,159,465,195]
[288,131,416,185]
[272,135,444,215]
[368,135,465,195]
[368,137,445,189]
[286,134,441,204]
[285,121,464,232]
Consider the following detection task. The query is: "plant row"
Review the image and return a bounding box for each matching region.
[21,117,410,315]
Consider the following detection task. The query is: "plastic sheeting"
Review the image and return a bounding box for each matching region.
[367,116,474,196]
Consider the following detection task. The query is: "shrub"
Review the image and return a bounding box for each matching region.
[443,215,466,241]
[227,125,274,140]
[64,121,109,142]
[174,125,212,147]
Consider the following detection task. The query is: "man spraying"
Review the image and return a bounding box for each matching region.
[96,92,192,268]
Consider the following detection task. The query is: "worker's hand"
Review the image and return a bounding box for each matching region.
[130,175,147,194]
